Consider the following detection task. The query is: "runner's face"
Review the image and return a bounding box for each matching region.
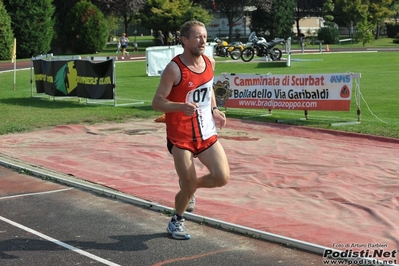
[186,26,207,56]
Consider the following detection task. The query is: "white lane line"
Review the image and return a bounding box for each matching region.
[0,188,73,200]
[0,215,121,266]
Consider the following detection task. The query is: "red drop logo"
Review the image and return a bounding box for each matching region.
[340,85,350,98]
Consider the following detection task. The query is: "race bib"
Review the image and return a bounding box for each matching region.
[185,87,212,107]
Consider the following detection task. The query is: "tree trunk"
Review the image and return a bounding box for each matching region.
[375,22,380,40]
[296,18,300,37]
[227,16,233,42]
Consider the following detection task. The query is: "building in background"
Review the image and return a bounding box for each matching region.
[293,17,325,36]
[206,17,251,40]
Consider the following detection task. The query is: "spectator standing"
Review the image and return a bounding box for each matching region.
[116,41,121,53]
[167,31,174,46]
[175,31,181,45]
[157,30,165,46]
[299,31,306,52]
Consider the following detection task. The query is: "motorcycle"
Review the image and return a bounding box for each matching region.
[241,32,285,62]
[214,37,244,60]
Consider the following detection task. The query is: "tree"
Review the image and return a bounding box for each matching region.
[294,0,326,36]
[93,0,146,36]
[317,26,340,43]
[64,0,109,54]
[355,18,375,45]
[139,0,212,39]
[4,0,55,58]
[51,1,79,54]
[315,0,339,44]
[335,0,393,43]
[322,0,334,26]
[333,0,356,37]
[390,0,399,24]
[215,0,272,41]
[118,0,146,36]
[251,0,295,39]
[0,1,14,60]
[368,0,394,39]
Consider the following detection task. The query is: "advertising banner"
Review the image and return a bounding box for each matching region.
[32,59,45,94]
[214,73,353,111]
[75,60,114,99]
[32,59,114,99]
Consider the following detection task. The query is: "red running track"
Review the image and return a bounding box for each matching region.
[0,118,398,256]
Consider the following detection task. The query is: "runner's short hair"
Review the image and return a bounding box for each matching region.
[180,20,205,41]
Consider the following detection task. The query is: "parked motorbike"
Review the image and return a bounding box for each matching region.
[241,32,285,62]
[214,37,244,60]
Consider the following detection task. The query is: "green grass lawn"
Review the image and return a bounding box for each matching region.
[1,40,399,138]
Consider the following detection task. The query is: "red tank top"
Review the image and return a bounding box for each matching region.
[165,55,216,142]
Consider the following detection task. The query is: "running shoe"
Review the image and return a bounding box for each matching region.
[166,215,191,240]
[179,179,195,212]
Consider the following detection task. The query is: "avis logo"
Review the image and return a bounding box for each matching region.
[330,75,351,83]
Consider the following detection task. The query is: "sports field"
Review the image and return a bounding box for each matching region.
[1,42,398,138]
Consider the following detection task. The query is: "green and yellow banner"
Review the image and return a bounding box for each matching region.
[32,59,114,99]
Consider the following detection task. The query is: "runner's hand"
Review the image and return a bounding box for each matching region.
[181,102,198,116]
[213,109,226,129]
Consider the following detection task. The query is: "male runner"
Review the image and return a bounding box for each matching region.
[152,20,230,240]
